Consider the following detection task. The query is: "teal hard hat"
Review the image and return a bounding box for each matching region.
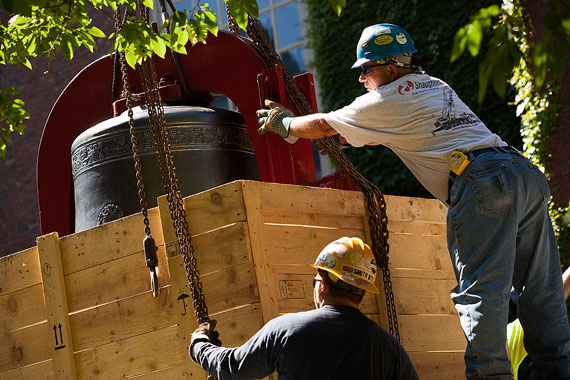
[352,24,418,68]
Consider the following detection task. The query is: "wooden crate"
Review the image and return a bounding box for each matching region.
[0,180,465,379]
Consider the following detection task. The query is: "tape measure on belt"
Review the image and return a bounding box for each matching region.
[447,151,471,176]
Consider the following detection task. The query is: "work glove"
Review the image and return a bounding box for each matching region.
[256,99,295,138]
[315,135,351,156]
[190,320,221,350]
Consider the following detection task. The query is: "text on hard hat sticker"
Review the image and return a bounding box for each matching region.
[375,35,393,45]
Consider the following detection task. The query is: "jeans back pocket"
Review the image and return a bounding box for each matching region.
[467,165,513,213]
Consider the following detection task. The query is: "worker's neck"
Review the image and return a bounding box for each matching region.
[321,297,360,309]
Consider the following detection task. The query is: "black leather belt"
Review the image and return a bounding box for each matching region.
[467,145,522,160]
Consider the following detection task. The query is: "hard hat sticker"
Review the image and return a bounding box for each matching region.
[350,252,362,266]
[325,255,337,269]
[373,27,391,36]
[396,33,407,45]
[374,35,393,45]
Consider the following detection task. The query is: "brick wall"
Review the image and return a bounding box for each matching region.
[547,68,570,208]
[523,0,570,208]
[0,8,114,257]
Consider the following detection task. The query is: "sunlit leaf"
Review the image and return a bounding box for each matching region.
[87,26,106,38]
[328,0,346,16]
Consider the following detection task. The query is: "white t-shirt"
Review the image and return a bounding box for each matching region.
[324,72,505,204]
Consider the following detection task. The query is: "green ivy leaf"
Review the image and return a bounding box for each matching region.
[226,0,258,30]
[87,26,106,38]
[328,0,346,16]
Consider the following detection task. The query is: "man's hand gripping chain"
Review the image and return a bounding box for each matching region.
[256,99,295,138]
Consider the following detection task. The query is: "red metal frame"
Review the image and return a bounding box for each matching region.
[37,31,317,236]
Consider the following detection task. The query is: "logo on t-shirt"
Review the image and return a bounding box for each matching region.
[397,81,415,95]
[432,87,481,134]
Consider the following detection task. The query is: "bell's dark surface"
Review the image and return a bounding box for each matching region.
[71,104,260,232]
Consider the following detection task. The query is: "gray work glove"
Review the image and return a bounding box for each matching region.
[190,320,221,354]
[256,99,295,138]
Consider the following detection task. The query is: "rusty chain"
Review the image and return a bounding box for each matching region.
[114,7,215,379]
[243,16,400,341]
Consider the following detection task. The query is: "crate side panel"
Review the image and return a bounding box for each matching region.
[0,359,54,380]
[200,261,258,315]
[261,225,366,265]
[388,233,452,271]
[64,245,169,313]
[385,195,447,223]
[399,314,466,352]
[243,181,366,216]
[74,325,185,379]
[70,287,176,351]
[182,181,247,235]
[0,284,46,333]
[0,247,41,295]
[212,303,264,347]
[409,351,465,380]
[0,322,51,372]
[390,270,457,316]
[60,207,163,275]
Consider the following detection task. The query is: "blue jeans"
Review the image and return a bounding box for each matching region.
[447,148,570,379]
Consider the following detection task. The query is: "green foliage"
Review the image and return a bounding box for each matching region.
[0,0,259,158]
[0,87,29,158]
[452,0,570,102]
[304,0,521,198]
[328,0,346,16]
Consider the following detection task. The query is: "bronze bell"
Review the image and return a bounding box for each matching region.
[71,104,260,232]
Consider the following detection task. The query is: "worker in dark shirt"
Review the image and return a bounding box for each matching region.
[189,237,419,380]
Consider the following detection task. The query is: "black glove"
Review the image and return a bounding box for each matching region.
[190,320,222,351]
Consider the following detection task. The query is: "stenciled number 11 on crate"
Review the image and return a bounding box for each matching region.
[0,180,466,379]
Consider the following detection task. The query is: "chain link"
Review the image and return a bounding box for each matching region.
[245,17,400,341]
[114,7,215,379]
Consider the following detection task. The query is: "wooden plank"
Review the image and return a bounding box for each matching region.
[388,219,446,236]
[242,180,366,216]
[158,195,207,380]
[59,207,163,275]
[261,209,365,230]
[261,224,366,265]
[0,359,54,380]
[70,286,176,351]
[201,262,258,315]
[0,246,41,295]
[164,222,252,274]
[390,273,457,315]
[125,365,188,379]
[212,303,264,347]
[0,283,46,333]
[181,181,247,235]
[37,232,76,379]
[399,314,466,352]
[388,234,452,271]
[409,351,465,380]
[64,245,169,313]
[384,194,447,223]
[74,326,187,379]
[242,182,278,325]
[0,321,51,372]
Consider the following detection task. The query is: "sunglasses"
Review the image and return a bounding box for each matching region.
[360,63,388,76]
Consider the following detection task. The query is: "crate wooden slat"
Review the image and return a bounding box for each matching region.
[0,180,465,379]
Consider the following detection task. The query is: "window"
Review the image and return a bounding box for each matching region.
[152,0,333,177]
[165,0,307,75]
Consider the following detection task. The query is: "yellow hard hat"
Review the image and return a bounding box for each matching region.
[311,237,379,294]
